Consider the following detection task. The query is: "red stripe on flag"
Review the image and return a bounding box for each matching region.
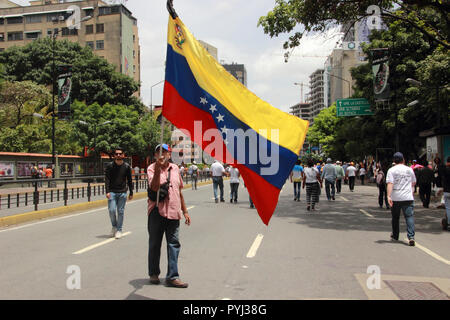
[163,81,280,225]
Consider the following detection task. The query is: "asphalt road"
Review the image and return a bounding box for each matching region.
[0,181,449,300]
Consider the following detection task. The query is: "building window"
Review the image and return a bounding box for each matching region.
[83,9,94,17]
[96,24,104,33]
[7,17,23,24]
[25,15,42,24]
[47,29,52,38]
[0,33,4,42]
[0,48,4,52]
[85,25,93,34]
[8,32,23,41]
[133,35,135,42]
[133,50,135,58]
[96,40,104,50]
[61,27,78,36]
[25,32,41,40]
[99,6,120,16]
[133,65,136,73]
[86,41,94,50]
[47,14,63,23]
[0,18,4,25]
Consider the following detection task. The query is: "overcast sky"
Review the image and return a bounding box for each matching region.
[14,0,342,113]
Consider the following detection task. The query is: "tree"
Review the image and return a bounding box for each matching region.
[0,81,51,128]
[0,38,142,112]
[71,101,171,158]
[258,0,449,56]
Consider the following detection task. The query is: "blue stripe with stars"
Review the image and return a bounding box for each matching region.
[165,44,298,189]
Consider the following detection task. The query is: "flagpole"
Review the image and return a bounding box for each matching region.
[167,0,178,19]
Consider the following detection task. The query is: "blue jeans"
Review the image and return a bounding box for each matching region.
[148,207,181,280]
[391,201,415,240]
[108,192,127,232]
[444,193,450,222]
[293,182,301,200]
[325,179,335,200]
[213,176,224,201]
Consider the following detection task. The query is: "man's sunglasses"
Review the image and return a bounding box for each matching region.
[115,153,123,156]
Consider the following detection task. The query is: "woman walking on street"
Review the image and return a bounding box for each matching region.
[376,162,390,209]
[302,159,322,211]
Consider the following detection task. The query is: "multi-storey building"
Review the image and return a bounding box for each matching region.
[308,69,326,124]
[0,0,140,95]
[222,62,247,87]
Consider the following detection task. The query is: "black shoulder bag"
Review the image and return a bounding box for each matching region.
[148,167,172,202]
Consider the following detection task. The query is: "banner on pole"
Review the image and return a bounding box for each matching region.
[57,65,73,120]
[370,48,390,102]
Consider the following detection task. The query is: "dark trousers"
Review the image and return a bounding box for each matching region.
[378,183,389,208]
[325,179,335,200]
[336,179,342,193]
[360,175,365,185]
[349,176,355,191]
[230,183,239,201]
[419,183,431,208]
[213,176,224,201]
[148,208,181,280]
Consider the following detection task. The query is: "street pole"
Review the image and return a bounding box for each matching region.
[51,31,57,178]
[150,80,165,115]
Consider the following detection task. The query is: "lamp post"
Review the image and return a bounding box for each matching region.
[406,78,448,128]
[50,15,92,177]
[326,72,351,98]
[150,80,165,114]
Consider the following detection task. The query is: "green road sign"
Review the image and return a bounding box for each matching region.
[336,98,374,117]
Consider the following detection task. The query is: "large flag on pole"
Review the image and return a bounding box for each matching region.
[162,10,309,225]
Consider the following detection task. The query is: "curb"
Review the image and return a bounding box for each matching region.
[0,180,214,228]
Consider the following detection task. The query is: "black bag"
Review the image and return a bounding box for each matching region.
[148,167,172,202]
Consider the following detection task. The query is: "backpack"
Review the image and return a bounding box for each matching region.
[376,171,385,185]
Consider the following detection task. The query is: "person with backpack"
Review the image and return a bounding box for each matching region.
[376,162,390,209]
[105,147,134,239]
[289,159,303,201]
[31,165,40,187]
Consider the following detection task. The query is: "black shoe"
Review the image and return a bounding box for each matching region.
[230,199,233,203]
[220,199,225,202]
[215,199,218,203]
[409,239,415,246]
[250,205,254,209]
[234,199,237,203]
[332,197,335,201]
[307,206,310,211]
[390,234,398,241]
[149,275,160,285]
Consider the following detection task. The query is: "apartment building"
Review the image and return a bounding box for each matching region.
[0,0,140,95]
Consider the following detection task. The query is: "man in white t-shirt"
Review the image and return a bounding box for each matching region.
[386,152,416,246]
[211,160,226,203]
[345,162,357,192]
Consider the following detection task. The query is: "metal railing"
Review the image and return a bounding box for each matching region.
[0,172,212,212]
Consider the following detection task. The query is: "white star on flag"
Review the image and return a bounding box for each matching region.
[220,126,228,134]
[216,114,224,122]
[200,97,208,105]
[209,104,217,113]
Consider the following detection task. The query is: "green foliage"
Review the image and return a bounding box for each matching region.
[0,38,141,110]
[0,81,51,128]
[259,1,449,55]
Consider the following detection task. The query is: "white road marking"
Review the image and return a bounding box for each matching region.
[360,209,374,218]
[404,239,450,265]
[341,197,349,202]
[246,234,264,258]
[73,232,132,255]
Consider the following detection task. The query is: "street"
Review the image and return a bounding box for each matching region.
[0,181,449,300]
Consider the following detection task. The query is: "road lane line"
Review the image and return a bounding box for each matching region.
[360,209,374,218]
[340,196,349,202]
[73,232,132,255]
[404,239,450,265]
[246,234,264,258]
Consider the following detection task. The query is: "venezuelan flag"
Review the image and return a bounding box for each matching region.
[163,15,309,225]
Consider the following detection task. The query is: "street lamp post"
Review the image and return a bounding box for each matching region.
[150,80,165,114]
[50,15,92,177]
[326,72,351,99]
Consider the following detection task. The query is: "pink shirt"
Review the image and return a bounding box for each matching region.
[147,162,184,220]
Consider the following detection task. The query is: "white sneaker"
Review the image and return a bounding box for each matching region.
[110,227,117,237]
[115,231,122,239]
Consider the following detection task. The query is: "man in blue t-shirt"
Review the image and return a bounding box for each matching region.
[290,160,304,201]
